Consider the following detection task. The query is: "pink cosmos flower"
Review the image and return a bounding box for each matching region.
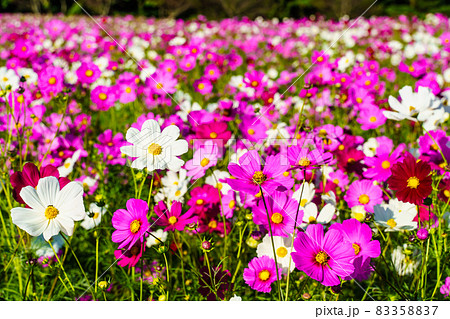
[226,150,289,195]
[185,140,219,180]
[195,121,232,144]
[179,54,196,72]
[10,162,70,205]
[153,201,197,232]
[291,224,355,286]
[194,77,213,95]
[112,199,150,250]
[243,256,279,293]
[363,144,405,182]
[149,71,177,95]
[329,219,381,263]
[118,83,137,104]
[76,62,101,84]
[114,239,145,268]
[91,86,116,111]
[252,190,302,237]
[38,66,64,97]
[357,107,386,130]
[440,277,450,298]
[344,180,383,213]
[287,145,333,170]
[243,70,267,91]
[204,64,221,81]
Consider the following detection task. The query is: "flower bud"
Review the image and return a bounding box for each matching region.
[417,228,429,240]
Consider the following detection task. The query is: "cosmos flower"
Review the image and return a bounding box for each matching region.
[253,190,302,237]
[344,180,383,213]
[185,140,219,180]
[114,238,145,268]
[226,150,289,195]
[120,119,188,172]
[80,203,107,230]
[373,198,417,231]
[153,200,197,232]
[112,198,150,250]
[243,256,279,293]
[11,176,85,241]
[256,234,296,273]
[10,162,71,205]
[291,224,355,286]
[387,152,433,205]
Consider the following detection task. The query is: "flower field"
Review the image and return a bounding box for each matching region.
[1,12,450,302]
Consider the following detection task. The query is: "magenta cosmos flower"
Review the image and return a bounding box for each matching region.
[252,191,302,237]
[287,145,333,170]
[153,200,197,232]
[10,162,70,204]
[291,224,355,286]
[114,238,145,268]
[363,144,405,182]
[343,180,383,213]
[243,256,279,293]
[76,62,101,84]
[227,150,289,195]
[112,198,150,250]
[329,219,381,262]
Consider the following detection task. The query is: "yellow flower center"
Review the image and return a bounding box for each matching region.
[283,171,290,177]
[208,220,217,229]
[125,87,132,93]
[44,205,59,220]
[196,199,204,205]
[318,129,327,138]
[168,216,177,225]
[21,46,27,51]
[271,212,283,224]
[409,66,415,72]
[129,220,141,233]
[317,56,324,62]
[381,160,391,169]
[175,190,181,196]
[444,190,450,198]
[156,83,163,89]
[409,106,415,112]
[352,243,361,255]
[228,200,236,209]
[248,128,255,135]
[407,176,420,189]
[93,212,100,219]
[209,132,217,139]
[251,81,258,87]
[356,97,363,104]
[300,198,308,207]
[85,69,93,77]
[198,83,205,90]
[200,158,210,167]
[298,157,311,167]
[252,171,267,185]
[276,247,288,258]
[333,178,339,184]
[148,143,162,155]
[308,216,316,223]
[387,218,397,228]
[338,144,345,151]
[369,116,377,123]
[364,80,371,86]
[48,77,56,85]
[258,270,270,281]
[358,194,370,205]
[315,251,329,265]
[99,93,107,100]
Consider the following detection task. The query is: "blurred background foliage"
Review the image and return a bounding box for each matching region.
[1,0,450,19]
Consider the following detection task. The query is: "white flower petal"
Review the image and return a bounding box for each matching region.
[11,207,47,237]
[43,220,61,242]
[20,186,45,211]
[36,176,60,207]
[55,182,85,221]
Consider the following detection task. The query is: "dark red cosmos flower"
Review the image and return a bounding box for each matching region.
[10,162,71,204]
[387,153,433,205]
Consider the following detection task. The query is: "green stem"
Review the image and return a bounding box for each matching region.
[260,186,283,301]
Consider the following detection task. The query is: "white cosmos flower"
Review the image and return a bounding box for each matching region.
[146,229,168,247]
[58,150,81,177]
[301,202,335,228]
[256,234,296,273]
[292,182,315,207]
[80,203,107,230]
[205,170,231,194]
[158,169,190,203]
[391,245,421,276]
[373,198,417,232]
[11,176,85,241]
[120,120,188,172]
[384,86,442,123]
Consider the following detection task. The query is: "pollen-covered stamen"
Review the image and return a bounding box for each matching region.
[276,247,288,258]
[358,194,370,205]
[148,143,162,155]
[381,160,391,169]
[352,243,361,255]
[258,269,270,281]
[200,158,210,167]
[315,251,329,265]
[387,218,397,228]
[252,171,267,185]
[45,205,59,220]
[168,216,177,225]
[130,220,141,233]
[298,157,311,167]
[271,212,283,224]
[406,176,420,189]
